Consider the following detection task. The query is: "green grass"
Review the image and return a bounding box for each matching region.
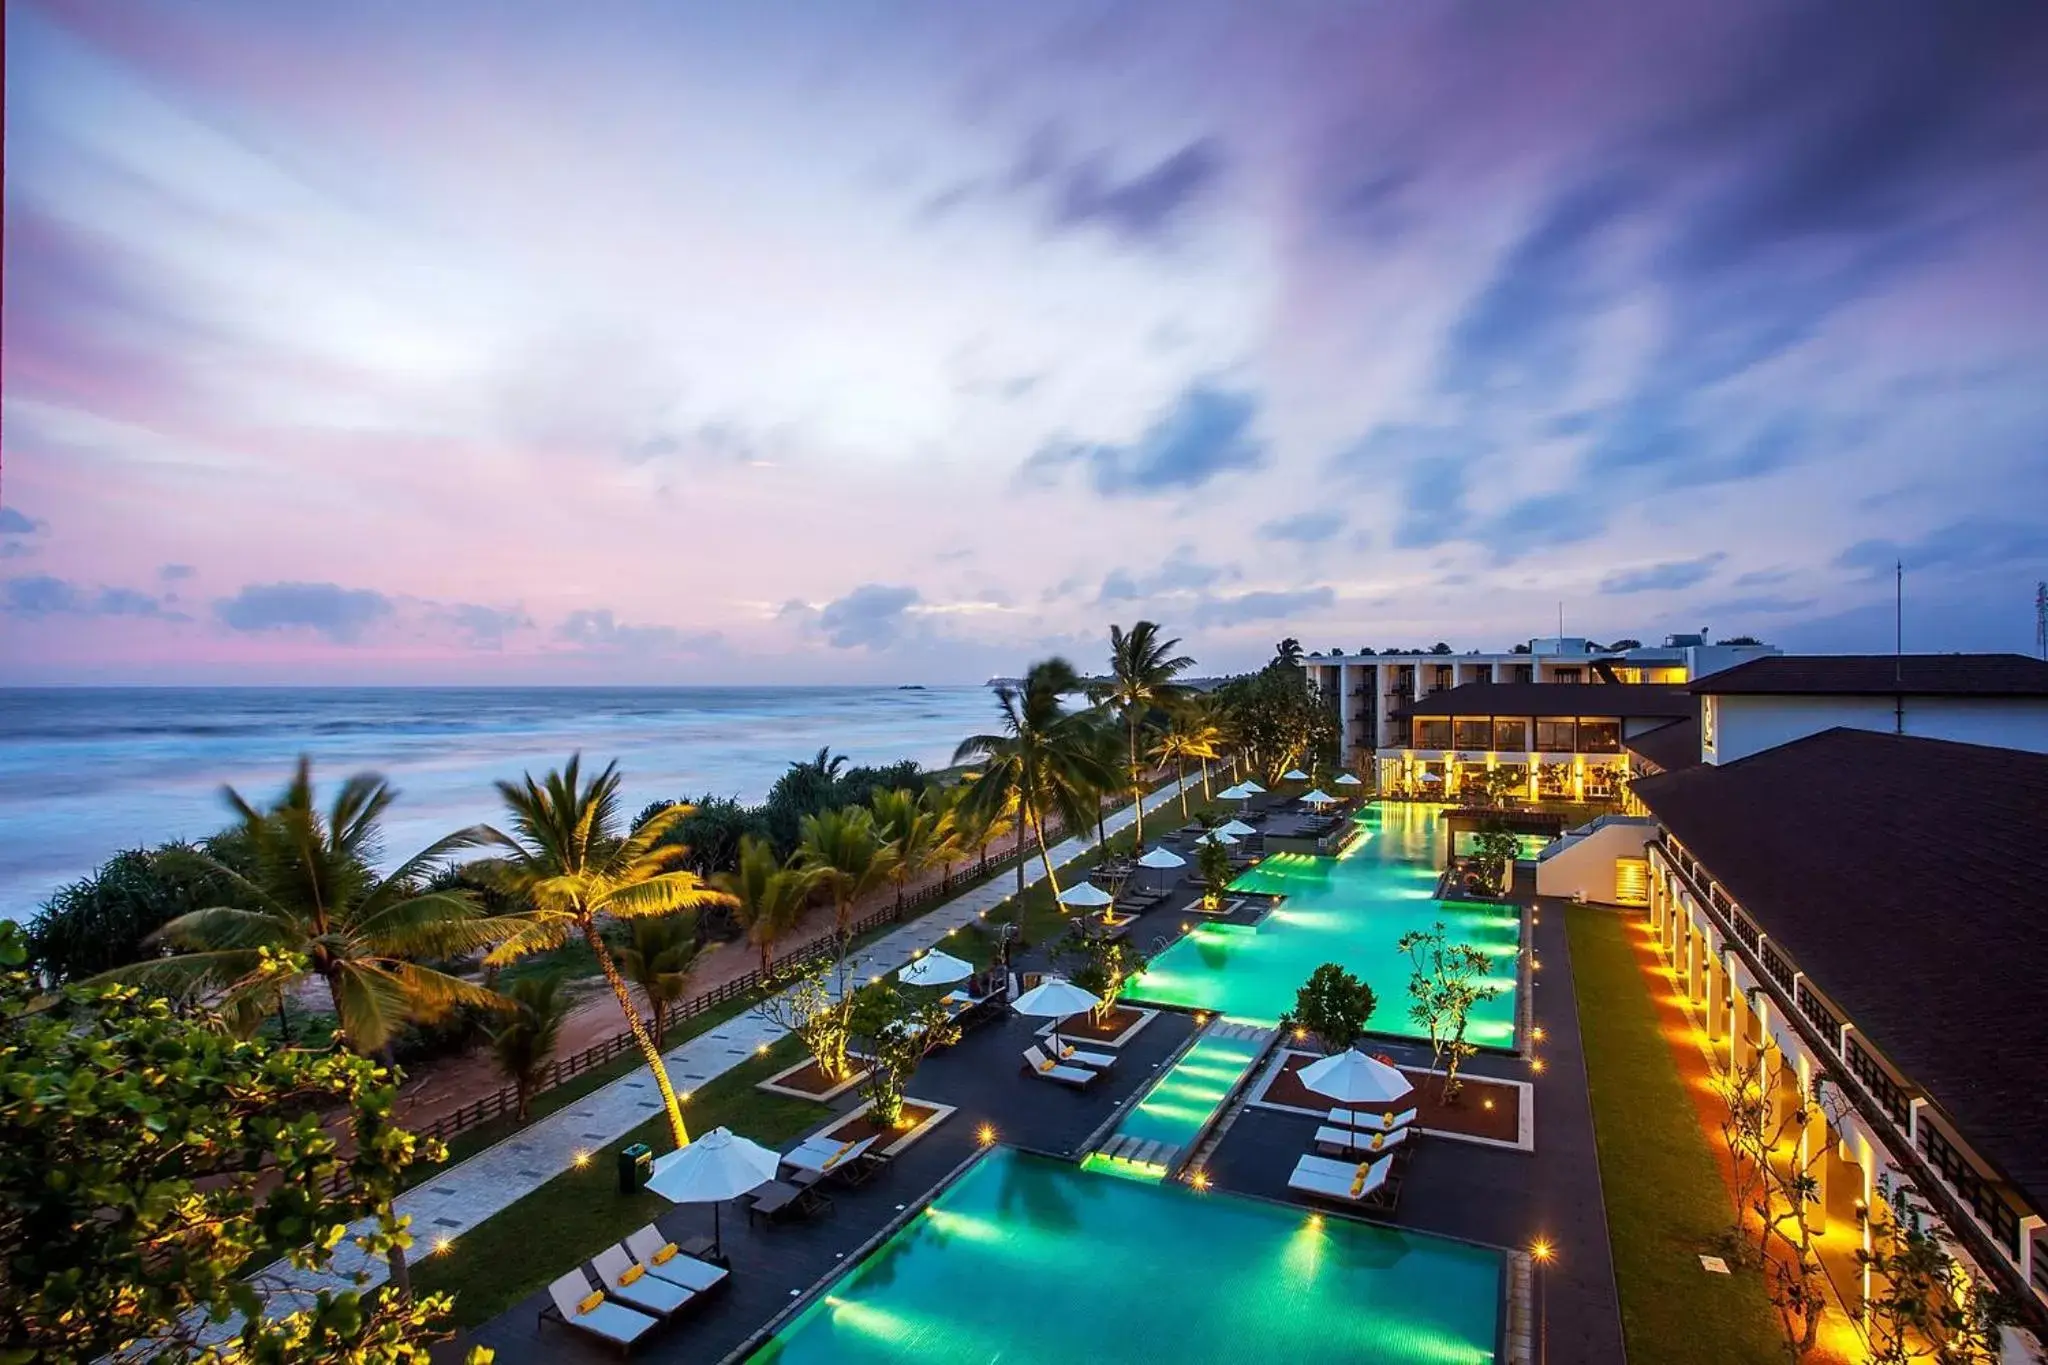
[1566,904,1785,1365]
[411,1035,825,1328]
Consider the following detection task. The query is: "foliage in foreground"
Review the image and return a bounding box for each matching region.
[0,923,485,1364]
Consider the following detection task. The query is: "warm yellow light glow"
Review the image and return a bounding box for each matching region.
[572,1150,591,1168]
[1194,1011,1209,1026]
[1189,1170,1211,1191]
[1530,1238,1554,1264]
[433,1235,454,1256]
[756,1043,770,1055]
[1531,1058,1547,1074]
[679,1090,692,1103]
[1531,1026,1547,1042]
[1483,1099,1495,1110]
[977,1122,997,1147]
[1293,1027,1307,1041]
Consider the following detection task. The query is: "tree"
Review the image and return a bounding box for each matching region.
[1273,638,1305,669]
[754,951,860,1082]
[797,805,898,937]
[1149,714,1219,818]
[844,981,958,1128]
[1209,663,1337,783]
[1059,936,1145,1026]
[1430,641,1453,654]
[1283,962,1377,1053]
[1606,638,1643,651]
[488,971,569,1122]
[953,658,1114,903]
[25,835,255,987]
[871,787,951,912]
[1395,922,1502,1101]
[1196,837,1235,908]
[1471,820,1521,894]
[0,924,486,1364]
[716,835,818,977]
[1862,1177,2016,1364]
[612,914,700,1046]
[1095,622,1197,851]
[106,759,514,1054]
[471,755,736,1149]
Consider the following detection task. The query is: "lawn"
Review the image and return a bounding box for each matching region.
[410,1035,825,1328]
[1566,904,1786,1365]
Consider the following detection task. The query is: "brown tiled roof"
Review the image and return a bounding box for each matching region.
[1622,717,1700,774]
[1634,729,2048,1211]
[1692,653,2048,696]
[1401,682,1694,719]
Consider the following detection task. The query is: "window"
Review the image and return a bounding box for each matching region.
[1615,858,1649,906]
[1454,718,1491,751]
[1493,717,1527,750]
[1552,667,1582,683]
[1414,719,1452,749]
[1577,719,1622,752]
[1534,718,1576,752]
[1429,664,1454,692]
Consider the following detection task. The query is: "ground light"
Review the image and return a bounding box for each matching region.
[433,1235,454,1255]
[977,1122,997,1147]
[572,1149,590,1168]
[1530,1239,1553,1365]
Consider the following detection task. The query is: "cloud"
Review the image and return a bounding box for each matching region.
[1835,517,2048,581]
[815,583,922,649]
[214,582,394,643]
[555,607,720,653]
[1051,138,1226,243]
[157,563,196,581]
[1600,552,1728,594]
[1024,382,1266,496]
[440,602,534,648]
[1733,567,1793,587]
[4,574,183,619]
[1259,509,1346,545]
[1699,593,1819,616]
[1097,547,1239,604]
[1,507,49,559]
[1188,586,1336,628]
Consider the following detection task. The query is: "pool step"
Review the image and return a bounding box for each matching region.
[1097,1135,1178,1169]
[1206,1021,1270,1043]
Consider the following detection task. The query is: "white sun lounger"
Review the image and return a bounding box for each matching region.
[624,1225,730,1292]
[1022,1044,1097,1087]
[592,1245,694,1318]
[1049,1041,1118,1070]
[546,1268,661,1351]
[1314,1124,1411,1158]
[1331,1105,1418,1133]
[783,1133,878,1176]
[1288,1153,1394,1203]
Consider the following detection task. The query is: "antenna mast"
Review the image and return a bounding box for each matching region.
[2036,580,2047,661]
[1894,561,1903,683]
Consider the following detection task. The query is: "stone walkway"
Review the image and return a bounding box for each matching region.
[242,775,1196,1316]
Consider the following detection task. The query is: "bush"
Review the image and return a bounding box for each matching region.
[1283,962,1377,1053]
[24,835,253,987]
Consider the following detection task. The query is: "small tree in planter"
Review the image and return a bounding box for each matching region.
[1395,921,1501,1102]
[754,946,859,1083]
[1196,838,1235,911]
[845,982,958,1129]
[1471,820,1521,896]
[1061,936,1145,1027]
[1281,962,1377,1053]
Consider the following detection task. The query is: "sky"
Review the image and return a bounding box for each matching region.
[3,0,2046,685]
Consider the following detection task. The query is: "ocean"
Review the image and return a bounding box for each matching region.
[0,686,1002,920]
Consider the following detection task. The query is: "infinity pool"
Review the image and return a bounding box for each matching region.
[1126,803,1521,1045]
[745,1148,1502,1364]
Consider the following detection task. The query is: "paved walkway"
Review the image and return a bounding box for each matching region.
[243,775,1195,1316]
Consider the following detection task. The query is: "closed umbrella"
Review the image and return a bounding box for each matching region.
[1297,1049,1414,1109]
[899,949,974,987]
[647,1127,779,1258]
[1012,976,1103,1054]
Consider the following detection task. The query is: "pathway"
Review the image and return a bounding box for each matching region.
[241,774,1196,1317]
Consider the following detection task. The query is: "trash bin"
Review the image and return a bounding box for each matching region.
[618,1142,652,1194]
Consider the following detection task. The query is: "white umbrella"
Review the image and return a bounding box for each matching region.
[1195,830,1239,846]
[1056,882,1114,908]
[1241,780,1267,794]
[647,1127,780,1257]
[1216,819,1256,837]
[1300,788,1338,806]
[1215,782,1255,801]
[1297,1049,1414,1108]
[1012,976,1103,1053]
[1136,846,1186,868]
[899,949,974,987]
[1335,773,1362,787]
[1282,768,1311,782]
[1418,771,1443,785]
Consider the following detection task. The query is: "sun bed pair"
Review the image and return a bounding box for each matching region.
[541,1228,729,1352]
[1314,1122,1411,1159]
[1288,1152,1396,1205]
[1022,1043,1098,1088]
[1044,1039,1117,1070]
[1329,1105,1418,1134]
[781,1132,881,1184]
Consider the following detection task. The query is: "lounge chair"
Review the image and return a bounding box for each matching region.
[592,1245,694,1319]
[1288,1153,1394,1205]
[543,1268,661,1353]
[1331,1105,1418,1133]
[624,1226,731,1293]
[1022,1044,1096,1087]
[1314,1124,1411,1158]
[1049,1040,1117,1070]
[782,1134,878,1181]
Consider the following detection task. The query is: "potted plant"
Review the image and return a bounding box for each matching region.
[1196,838,1234,911]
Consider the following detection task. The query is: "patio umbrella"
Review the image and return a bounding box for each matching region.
[1241,780,1267,794]
[1282,768,1311,782]
[647,1127,779,1259]
[898,949,974,988]
[1216,819,1257,837]
[1012,976,1103,1054]
[1335,773,1362,787]
[1299,788,1338,806]
[1297,1048,1414,1109]
[1215,782,1254,801]
[1194,829,1239,846]
[1135,844,1185,892]
[1417,771,1443,785]
[1056,881,1114,908]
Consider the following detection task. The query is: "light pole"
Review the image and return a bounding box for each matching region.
[1530,1238,1553,1365]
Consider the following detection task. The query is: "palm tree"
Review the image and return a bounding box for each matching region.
[717,835,817,977]
[1082,713,1126,847]
[472,755,735,1149]
[613,915,700,1047]
[797,805,898,937]
[489,971,570,1122]
[111,758,512,1054]
[870,787,949,912]
[1149,716,1217,819]
[1274,637,1305,669]
[1182,700,1227,800]
[948,784,1018,891]
[1095,621,1197,852]
[954,658,1114,901]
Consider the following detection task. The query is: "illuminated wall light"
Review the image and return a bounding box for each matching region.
[1530,1238,1554,1264]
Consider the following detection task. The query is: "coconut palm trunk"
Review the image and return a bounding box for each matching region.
[1029,802,1063,901]
[585,920,690,1146]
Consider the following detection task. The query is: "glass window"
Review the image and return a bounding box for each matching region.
[1493,717,1527,750]
[1578,719,1621,752]
[1454,718,1491,751]
[1534,718,1576,752]
[1414,719,1452,749]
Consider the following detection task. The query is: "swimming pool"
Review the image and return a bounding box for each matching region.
[1126,803,1521,1046]
[745,1147,1503,1364]
[1091,1026,1269,1178]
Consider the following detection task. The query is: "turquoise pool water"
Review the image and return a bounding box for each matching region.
[1126,803,1521,1045]
[1099,1030,1266,1172]
[746,1148,1502,1364]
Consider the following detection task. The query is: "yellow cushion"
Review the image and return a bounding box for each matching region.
[652,1243,678,1265]
[619,1263,645,1286]
[834,1140,856,1156]
[577,1290,605,1315]
[1370,1133,1385,1151]
[1039,1059,1056,1073]
[1382,1110,1395,1126]
[821,1153,841,1170]
[1349,1173,1367,1196]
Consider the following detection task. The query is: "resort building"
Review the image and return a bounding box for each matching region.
[1301,634,1780,780]
[1383,681,1698,803]
[1634,728,2048,1347]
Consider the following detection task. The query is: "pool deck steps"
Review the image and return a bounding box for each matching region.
[1173,1026,1283,1182]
